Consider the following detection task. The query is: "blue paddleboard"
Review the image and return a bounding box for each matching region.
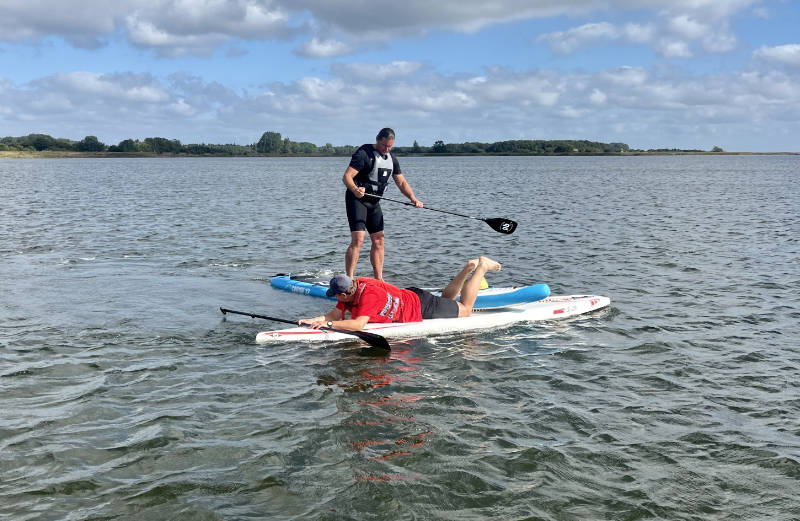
[269,275,550,309]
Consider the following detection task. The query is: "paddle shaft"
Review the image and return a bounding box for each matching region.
[370,194,483,221]
[219,307,390,351]
[221,308,298,325]
[367,194,517,234]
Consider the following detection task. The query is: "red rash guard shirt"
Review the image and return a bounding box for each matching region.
[336,278,422,323]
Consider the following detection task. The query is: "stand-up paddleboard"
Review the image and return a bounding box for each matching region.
[269,274,550,309]
[255,294,610,344]
[270,274,332,299]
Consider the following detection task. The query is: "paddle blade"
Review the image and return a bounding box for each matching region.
[329,328,391,351]
[484,218,517,234]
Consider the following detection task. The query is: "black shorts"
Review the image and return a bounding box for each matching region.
[407,287,459,319]
[345,191,384,234]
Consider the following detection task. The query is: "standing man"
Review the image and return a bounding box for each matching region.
[343,128,423,281]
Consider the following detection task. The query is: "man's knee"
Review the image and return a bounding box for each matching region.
[349,232,366,248]
[370,232,385,248]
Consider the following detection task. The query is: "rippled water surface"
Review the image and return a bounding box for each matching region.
[1,155,798,520]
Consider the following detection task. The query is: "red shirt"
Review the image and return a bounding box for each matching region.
[336,278,422,323]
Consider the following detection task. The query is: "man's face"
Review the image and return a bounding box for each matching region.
[375,138,394,156]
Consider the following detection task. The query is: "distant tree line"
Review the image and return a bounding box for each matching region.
[2,131,721,156]
[0,134,261,155]
[0,132,355,156]
[399,139,631,155]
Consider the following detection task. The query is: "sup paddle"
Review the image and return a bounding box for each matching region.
[369,195,517,234]
[219,307,390,351]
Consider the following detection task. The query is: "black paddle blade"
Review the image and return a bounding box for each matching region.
[484,218,517,234]
[330,328,391,351]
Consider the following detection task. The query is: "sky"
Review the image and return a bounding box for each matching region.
[1,0,799,152]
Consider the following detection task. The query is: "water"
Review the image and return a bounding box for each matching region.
[1,155,798,520]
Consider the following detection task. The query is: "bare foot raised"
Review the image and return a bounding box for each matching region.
[466,258,480,271]
[478,256,501,272]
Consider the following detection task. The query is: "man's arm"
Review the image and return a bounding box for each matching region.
[343,166,365,198]
[393,173,423,207]
[328,315,370,331]
[299,307,340,327]
[299,311,370,331]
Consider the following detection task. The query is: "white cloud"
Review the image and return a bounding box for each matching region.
[125,17,227,56]
[539,22,620,54]
[754,44,800,67]
[291,0,759,35]
[168,64,800,136]
[601,66,649,87]
[623,23,656,44]
[539,10,738,58]
[702,29,737,53]
[168,98,196,116]
[559,105,586,118]
[0,0,759,57]
[0,0,119,40]
[395,87,478,111]
[124,0,295,56]
[474,76,562,106]
[667,14,708,40]
[28,92,75,114]
[657,39,693,58]
[664,15,737,54]
[295,37,353,58]
[295,77,344,102]
[590,88,607,104]
[3,63,799,150]
[332,61,424,81]
[40,71,170,103]
[0,0,295,56]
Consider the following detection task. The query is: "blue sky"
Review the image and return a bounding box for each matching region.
[1,0,799,151]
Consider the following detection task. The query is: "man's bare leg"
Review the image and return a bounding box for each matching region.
[345,231,366,279]
[369,231,385,281]
[456,256,501,317]
[441,258,479,299]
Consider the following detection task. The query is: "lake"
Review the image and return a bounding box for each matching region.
[1,155,798,520]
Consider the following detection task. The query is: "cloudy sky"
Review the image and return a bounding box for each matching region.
[1,0,799,151]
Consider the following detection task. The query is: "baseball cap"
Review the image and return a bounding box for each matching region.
[326,274,353,297]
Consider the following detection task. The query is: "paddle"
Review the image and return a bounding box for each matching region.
[219,307,391,351]
[369,194,517,234]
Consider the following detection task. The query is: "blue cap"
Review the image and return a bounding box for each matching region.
[326,274,353,297]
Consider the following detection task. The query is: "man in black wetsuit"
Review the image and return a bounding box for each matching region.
[342,128,422,281]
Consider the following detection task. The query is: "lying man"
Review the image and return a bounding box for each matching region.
[299,257,501,331]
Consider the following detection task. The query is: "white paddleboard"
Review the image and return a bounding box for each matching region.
[255,294,610,344]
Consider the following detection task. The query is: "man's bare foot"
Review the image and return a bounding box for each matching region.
[478,256,501,271]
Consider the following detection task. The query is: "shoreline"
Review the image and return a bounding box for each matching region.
[2,150,798,159]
